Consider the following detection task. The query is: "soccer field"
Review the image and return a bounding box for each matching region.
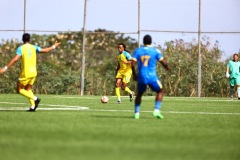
[0,94,239,160]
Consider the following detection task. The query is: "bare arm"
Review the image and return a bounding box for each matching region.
[40,41,61,53]
[123,60,132,64]
[131,60,138,81]
[0,54,21,74]
[226,66,230,78]
[226,67,229,73]
[160,58,170,71]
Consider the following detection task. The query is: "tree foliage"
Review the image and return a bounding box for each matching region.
[0,30,233,97]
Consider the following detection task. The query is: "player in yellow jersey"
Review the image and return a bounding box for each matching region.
[0,33,61,111]
[115,43,134,104]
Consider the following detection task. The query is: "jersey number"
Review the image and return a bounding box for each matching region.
[140,55,150,66]
[28,50,32,59]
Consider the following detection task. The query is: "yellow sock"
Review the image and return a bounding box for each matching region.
[28,90,35,106]
[115,87,121,99]
[125,87,132,94]
[19,89,34,100]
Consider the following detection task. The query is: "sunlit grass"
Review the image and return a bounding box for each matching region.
[0,94,239,160]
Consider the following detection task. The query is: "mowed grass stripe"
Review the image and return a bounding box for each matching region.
[0,104,239,116]
[0,95,239,160]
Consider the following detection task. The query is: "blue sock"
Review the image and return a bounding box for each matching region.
[135,103,140,113]
[155,101,162,110]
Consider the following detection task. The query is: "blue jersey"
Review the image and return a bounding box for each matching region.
[132,46,163,84]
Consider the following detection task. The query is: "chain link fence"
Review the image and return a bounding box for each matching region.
[0,0,240,96]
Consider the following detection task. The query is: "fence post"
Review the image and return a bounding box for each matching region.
[197,0,202,97]
[80,0,87,96]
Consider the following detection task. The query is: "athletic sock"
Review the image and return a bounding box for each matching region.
[135,103,140,113]
[28,90,35,106]
[115,87,121,99]
[155,100,162,110]
[237,87,240,98]
[125,87,132,94]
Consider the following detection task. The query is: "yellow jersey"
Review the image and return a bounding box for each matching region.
[16,43,41,79]
[117,51,132,74]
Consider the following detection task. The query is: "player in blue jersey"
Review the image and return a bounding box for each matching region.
[131,35,169,119]
[0,33,61,111]
[115,43,134,104]
[226,53,240,100]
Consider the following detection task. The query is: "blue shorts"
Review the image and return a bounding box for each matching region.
[138,79,163,93]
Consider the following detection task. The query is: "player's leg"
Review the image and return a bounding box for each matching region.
[153,90,164,119]
[230,86,234,100]
[149,80,164,119]
[134,83,146,119]
[236,77,240,100]
[27,88,35,109]
[17,80,34,100]
[122,74,134,102]
[121,82,134,101]
[229,78,235,100]
[17,77,40,111]
[25,84,41,111]
[237,85,240,100]
[115,77,122,103]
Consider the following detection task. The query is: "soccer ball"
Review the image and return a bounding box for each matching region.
[101,96,109,103]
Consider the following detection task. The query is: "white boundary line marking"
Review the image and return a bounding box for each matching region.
[0,102,89,110]
[0,107,88,111]
[0,102,239,115]
[89,109,240,115]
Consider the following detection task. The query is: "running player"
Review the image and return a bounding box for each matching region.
[0,33,61,111]
[131,35,169,119]
[115,43,134,104]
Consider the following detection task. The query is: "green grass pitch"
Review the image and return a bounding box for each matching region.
[0,94,239,160]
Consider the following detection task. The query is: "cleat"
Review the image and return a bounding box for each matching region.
[34,98,41,111]
[153,111,164,119]
[27,108,35,112]
[130,92,134,102]
[117,100,121,104]
[238,97,240,100]
[134,113,140,119]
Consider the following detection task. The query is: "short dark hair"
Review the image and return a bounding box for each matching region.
[22,33,30,43]
[118,43,126,50]
[143,35,152,45]
[233,53,238,57]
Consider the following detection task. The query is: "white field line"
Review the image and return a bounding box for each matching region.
[166,99,240,102]
[53,96,240,102]
[0,102,239,115]
[0,107,88,111]
[89,109,240,116]
[53,96,130,99]
[53,96,96,99]
[0,102,89,110]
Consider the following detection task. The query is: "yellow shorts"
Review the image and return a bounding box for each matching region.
[116,72,132,83]
[18,77,36,86]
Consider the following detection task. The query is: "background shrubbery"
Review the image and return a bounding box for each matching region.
[0,29,235,96]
